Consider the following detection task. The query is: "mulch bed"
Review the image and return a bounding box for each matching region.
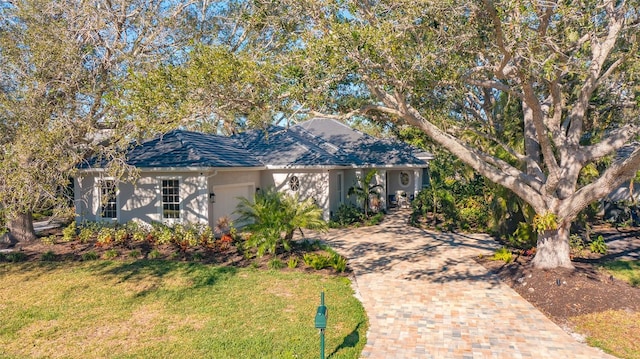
[0,227,348,277]
[475,228,640,330]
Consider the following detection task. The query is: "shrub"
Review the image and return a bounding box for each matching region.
[102,249,119,259]
[236,188,327,256]
[330,254,348,273]
[590,235,608,254]
[303,253,330,270]
[152,223,174,245]
[492,247,513,263]
[302,251,347,272]
[199,226,215,249]
[114,228,129,245]
[41,235,57,245]
[173,224,200,251]
[458,197,489,231]
[0,208,7,236]
[330,204,364,227]
[126,221,149,242]
[569,234,586,255]
[96,227,115,247]
[287,256,298,269]
[191,252,204,261]
[41,250,56,262]
[131,229,146,242]
[507,222,537,249]
[78,228,94,243]
[364,212,384,226]
[219,234,233,251]
[128,250,142,259]
[82,251,99,261]
[5,251,28,262]
[268,258,285,270]
[61,221,78,242]
[148,249,161,259]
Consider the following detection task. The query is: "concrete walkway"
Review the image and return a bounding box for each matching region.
[321,210,615,359]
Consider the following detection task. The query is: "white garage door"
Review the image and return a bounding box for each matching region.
[212,184,254,223]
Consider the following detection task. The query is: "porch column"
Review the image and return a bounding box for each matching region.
[376,169,387,210]
[413,169,421,198]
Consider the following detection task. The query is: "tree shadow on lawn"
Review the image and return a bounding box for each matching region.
[328,321,364,358]
[89,260,239,296]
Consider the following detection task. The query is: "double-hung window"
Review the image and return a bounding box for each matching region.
[161,179,180,219]
[99,180,117,220]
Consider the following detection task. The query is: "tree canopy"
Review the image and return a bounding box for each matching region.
[0,0,200,240]
[2,0,640,269]
[253,0,640,268]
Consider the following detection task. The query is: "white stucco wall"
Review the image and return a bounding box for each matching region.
[328,170,346,217]
[74,171,209,225]
[262,169,331,220]
[74,166,428,226]
[387,169,418,199]
[74,176,94,223]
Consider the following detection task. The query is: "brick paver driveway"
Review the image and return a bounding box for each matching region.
[321,210,614,359]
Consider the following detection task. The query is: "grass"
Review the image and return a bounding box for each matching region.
[601,260,640,287]
[0,261,367,358]
[569,260,640,359]
[571,310,640,359]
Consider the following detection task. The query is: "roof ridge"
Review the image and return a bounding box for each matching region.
[172,128,227,162]
[291,124,346,156]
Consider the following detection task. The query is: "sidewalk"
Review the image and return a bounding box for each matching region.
[322,210,615,359]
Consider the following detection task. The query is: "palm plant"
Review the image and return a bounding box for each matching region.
[235,188,327,256]
[348,169,382,218]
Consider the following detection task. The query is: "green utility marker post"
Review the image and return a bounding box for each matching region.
[314,291,327,359]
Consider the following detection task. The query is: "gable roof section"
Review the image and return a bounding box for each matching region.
[114,129,262,169]
[81,118,432,170]
[235,118,432,168]
[234,124,359,167]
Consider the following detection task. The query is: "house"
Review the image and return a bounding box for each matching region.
[74,118,433,227]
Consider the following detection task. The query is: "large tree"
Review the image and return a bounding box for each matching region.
[104,0,640,269]
[246,0,640,268]
[0,0,196,241]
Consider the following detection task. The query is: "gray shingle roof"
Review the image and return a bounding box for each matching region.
[121,130,262,168]
[235,118,432,167]
[81,118,432,170]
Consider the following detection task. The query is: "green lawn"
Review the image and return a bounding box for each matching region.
[601,260,640,287]
[0,261,367,358]
[570,260,640,359]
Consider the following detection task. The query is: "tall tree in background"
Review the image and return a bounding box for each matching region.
[0,0,193,241]
[122,0,302,133]
[265,0,640,268]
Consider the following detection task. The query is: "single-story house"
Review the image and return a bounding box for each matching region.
[74,118,433,227]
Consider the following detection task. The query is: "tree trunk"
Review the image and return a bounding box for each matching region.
[532,222,573,269]
[7,212,38,243]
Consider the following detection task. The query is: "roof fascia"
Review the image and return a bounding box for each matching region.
[264,164,429,170]
[78,166,267,173]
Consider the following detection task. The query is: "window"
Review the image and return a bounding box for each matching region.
[399,171,410,187]
[162,179,180,219]
[99,180,117,219]
[289,175,300,191]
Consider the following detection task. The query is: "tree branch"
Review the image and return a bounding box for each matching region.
[560,144,640,220]
[580,124,640,163]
